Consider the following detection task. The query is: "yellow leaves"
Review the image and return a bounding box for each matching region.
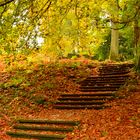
[27,26,34,32]
[119,0,128,9]
[27,53,51,65]
[59,37,73,48]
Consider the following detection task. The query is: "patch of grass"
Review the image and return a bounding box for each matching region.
[130,116,138,121]
[38,82,56,90]
[100,130,108,137]
[68,62,81,69]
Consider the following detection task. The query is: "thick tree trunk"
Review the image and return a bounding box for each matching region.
[109,0,119,61]
[134,21,140,71]
[109,22,119,60]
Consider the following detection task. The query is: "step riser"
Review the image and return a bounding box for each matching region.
[18,120,80,125]
[83,78,128,81]
[98,68,130,70]
[61,93,115,97]
[85,78,129,81]
[54,106,107,110]
[81,79,127,81]
[99,68,129,71]
[81,83,124,85]
[80,86,121,89]
[99,72,130,75]
[58,98,113,101]
[99,67,132,70]
[99,64,134,68]
[80,81,126,85]
[87,75,129,78]
[99,67,130,69]
[80,89,118,92]
[55,102,105,105]
[80,84,125,87]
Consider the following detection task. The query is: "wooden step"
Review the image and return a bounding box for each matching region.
[57,97,113,101]
[83,79,128,82]
[18,119,80,126]
[80,80,126,85]
[99,66,130,69]
[80,85,121,89]
[81,79,127,84]
[60,93,115,97]
[54,105,108,110]
[13,124,74,132]
[100,63,134,68]
[80,88,118,92]
[7,131,66,140]
[86,75,129,79]
[55,101,105,105]
[99,67,129,71]
[81,83,124,86]
[7,119,80,139]
[82,78,127,81]
[99,71,130,75]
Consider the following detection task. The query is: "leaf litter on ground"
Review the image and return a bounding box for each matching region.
[0,59,140,140]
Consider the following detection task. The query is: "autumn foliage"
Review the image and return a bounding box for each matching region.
[0,57,140,140]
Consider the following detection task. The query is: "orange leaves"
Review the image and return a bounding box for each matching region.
[0,60,140,140]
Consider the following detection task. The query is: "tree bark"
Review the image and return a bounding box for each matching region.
[134,20,140,71]
[109,22,119,60]
[109,0,119,61]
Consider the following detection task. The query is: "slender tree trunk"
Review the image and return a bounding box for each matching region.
[134,20,140,71]
[109,22,119,60]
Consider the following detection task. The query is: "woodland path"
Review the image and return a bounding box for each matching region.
[6,63,139,140]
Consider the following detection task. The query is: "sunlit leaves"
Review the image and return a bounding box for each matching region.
[0,0,139,60]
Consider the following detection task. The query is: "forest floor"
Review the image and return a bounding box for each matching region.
[0,59,140,140]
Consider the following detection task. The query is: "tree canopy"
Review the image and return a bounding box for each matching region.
[0,0,140,66]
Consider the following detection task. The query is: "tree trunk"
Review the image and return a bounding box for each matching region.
[109,0,119,61]
[134,20,140,71]
[109,22,119,60]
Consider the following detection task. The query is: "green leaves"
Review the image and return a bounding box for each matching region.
[1,77,25,89]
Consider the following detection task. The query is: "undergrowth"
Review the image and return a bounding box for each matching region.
[0,58,94,118]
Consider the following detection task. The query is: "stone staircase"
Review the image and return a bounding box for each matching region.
[54,63,133,110]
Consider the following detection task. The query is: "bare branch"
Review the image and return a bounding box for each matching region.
[0,5,7,18]
[110,23,128,30]
[0,0,14,7]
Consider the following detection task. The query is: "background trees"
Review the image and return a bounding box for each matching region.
[0,0,140,69]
